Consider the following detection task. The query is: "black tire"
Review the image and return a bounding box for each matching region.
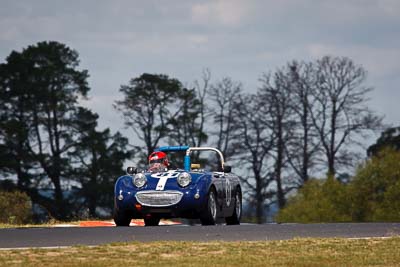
[144,217,160,226]
[225,189,242,225]
[200,188,218,225]
[113,208,131,226]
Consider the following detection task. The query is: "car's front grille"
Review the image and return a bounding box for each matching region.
[135,190,183,207]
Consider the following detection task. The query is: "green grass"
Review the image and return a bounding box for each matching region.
[1,237,399,266]
[0,220,80,228]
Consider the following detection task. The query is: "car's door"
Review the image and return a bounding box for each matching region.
[212,171,225,213]
[222,172,234,215]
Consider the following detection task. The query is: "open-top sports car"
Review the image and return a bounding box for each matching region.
[113,146,242,226]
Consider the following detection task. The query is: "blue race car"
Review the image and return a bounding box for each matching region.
[113,146,242,226]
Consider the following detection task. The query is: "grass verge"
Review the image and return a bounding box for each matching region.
[0,220,80,228]
[0,237,399,266]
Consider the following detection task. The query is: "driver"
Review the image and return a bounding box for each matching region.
[148,151,169,172]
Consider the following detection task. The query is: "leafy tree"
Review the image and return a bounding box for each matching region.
[0,190,32,224]
[0,41,89,219]
[367,127,400,157]
[68,108,131,217]
[277,149,400,223]
[0,49,38,191]
[276,177,351,223]
[350,148,400,221]
[115,73,186,160]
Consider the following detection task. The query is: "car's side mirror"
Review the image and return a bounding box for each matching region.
[223,165,232,173]
[126,167,137,175]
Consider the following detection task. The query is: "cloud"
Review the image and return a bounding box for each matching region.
[1,0,399,128]
[187,34,209,45]
[191,0,255,26]
[378,0,400,17]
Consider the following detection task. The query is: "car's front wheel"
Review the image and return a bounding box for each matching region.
[225,189,242,225]
[144,217,160,226]
[200,188,218,225]
[113,208,131,226]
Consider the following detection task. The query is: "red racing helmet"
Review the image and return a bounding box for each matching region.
[148,151,169,167]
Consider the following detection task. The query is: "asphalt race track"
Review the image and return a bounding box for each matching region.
[1,223,400,249]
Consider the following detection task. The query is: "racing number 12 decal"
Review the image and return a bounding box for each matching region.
[225,177,231,207]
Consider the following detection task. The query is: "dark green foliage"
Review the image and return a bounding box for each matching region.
[115,73,184,159]
[367,127,400,157]
[0,41,130,220]
[277,149,400,222]
[0,190,32,224]
[68,108,131,217]
[350,148,400,221]
[0,41,90,219]
[115,73,208,166]
[276,177,351,223]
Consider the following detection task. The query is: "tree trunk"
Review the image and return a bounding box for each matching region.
[276,121,286,209]
[301,97,309,183]
[88,148,98,217]
[328,104,337,177]
[255,174,264,224]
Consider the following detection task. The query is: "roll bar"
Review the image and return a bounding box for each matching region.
[155,146,226,172]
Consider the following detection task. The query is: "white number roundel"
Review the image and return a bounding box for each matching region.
[225,177,231,206]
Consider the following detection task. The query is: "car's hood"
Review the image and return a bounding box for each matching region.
[143,170,208,190]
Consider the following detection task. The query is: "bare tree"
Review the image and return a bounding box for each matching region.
[192,68,211,148]
[310,56,383,176]
[163,69,211,167]
[232,94,276,223]
[258,71,296,209]
[167,87,205,147]
[209,77,243,159]
[286,61,321,184]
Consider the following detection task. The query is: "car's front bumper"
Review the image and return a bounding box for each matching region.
[115,188,206,219]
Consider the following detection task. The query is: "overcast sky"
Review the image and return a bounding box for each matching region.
[1,0,399,139]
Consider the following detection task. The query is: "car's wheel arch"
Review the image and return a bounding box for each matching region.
[194,174,215,200]
[235,185,242,197]
[208,184,217,197]
[227,185,242,215]
[200,185,218,225]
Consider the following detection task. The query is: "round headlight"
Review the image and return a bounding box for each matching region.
[133,173,147,188]
[177,172,192,187]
